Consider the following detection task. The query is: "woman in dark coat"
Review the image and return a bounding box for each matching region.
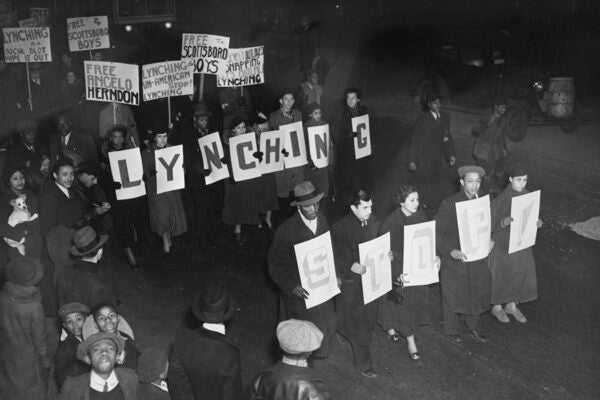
[489,165,541,323]
[142,122,187,253]
[379,185,439,361]
[251,113,278,230]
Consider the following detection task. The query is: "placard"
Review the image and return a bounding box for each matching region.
[228,132,262,182]
[181,33,230,74]
[280,121,308,169]
[359,232,392,304]
[85,61,140,105]
[352,114,371,159]
[108,148,146,200]
[307,124,330,169]
[403,221,438,287]
[18,18,37,28]
[259,129,284,174]
[455,195,491,262]
[197,132,229,185]
[294,232,340,309]
[30,7,50,26]
[3,27,52,63]
[155,145,185,194]
[508,190,541,254]
[142,60,193,101]
[217,46,264,87]
[67,16,110,52]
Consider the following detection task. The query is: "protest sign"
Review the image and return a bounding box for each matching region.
[18,18,37,27]
[455,195,491,262]
[280,121,308,169]
[198,132,229,185]
[155,145,185,194]
[30,7,50,26]
[181,33,230,74]
[3,27,52,63]
[352,114,371,160]
[85,61,140,105]
[67,16,109,52]
[228,132,262,182]
[509,190,541,254]
[217,46,264,87]
[108,148,146,200]
[403,221,438,287]
[142,60,193,102]
[259,129,285,175]
[307,124,330,169]
[294,232,340,309]
[359,232,392,305]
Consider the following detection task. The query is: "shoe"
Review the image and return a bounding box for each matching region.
[505,305,527,323]
[447,335,463,343]
[386,330,400,343]
[361,369,378,379]
[235,233,246,245]
[491,307,510,323]
[408,352,420,361]
[129,262,140,271]
[469,329,488,343]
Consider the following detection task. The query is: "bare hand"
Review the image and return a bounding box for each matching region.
[501,216,514,227]
[399,274,410,283]
[408,162,417,171]
[450,249,467,262]
[488,239,495,254]
[434,256,441,271]
[292,285,310,299]
[536,219,543,228]
[351,262,367,275]
[388,251,394,261]
[449,156,456,166]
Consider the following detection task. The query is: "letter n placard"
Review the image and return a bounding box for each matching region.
[359,232,392,304]
[455,195,491,261]
[403,221,438,287]
[108,148,146,200]
[294,232,340,309]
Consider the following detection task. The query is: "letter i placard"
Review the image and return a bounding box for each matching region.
[508,190,541,254]
[359,232,392,304]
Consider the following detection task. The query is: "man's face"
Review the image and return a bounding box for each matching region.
[346,93,359,109]
[109,131,125,149]
[310,109,322,122]
[280,94,295,112]
[402,191,420,214]
[155,132,168,148]
[298,202,319,220]
[78,172,97,188]
[22,130,37,145]
[460,172,482,197]
[310,72,319,85]
[54,165,75,189]
[66,72,76,84]
[351,199,373,222]
[57,116,72,136]
[509,175,528,192]
[63,312,85,338]
[95,306,118,334]
[429,99,442,113]
[194,115,209,130]
[87,339,117,375]
[92,52,104,61]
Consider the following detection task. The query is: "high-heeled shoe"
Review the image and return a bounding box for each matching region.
[408,352,420,361]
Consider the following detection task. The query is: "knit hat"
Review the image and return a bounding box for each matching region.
[5,258,43,287]
[276,319,323,354]
[137,347,169,383]
[76,332,125,361]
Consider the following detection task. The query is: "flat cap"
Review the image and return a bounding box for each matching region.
[76,332,125,361]
[276,319,323,354]
[458,165,485,178]
[58,302,90,320]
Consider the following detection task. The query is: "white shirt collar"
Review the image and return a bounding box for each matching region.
[282,355,308,367]
[62,132,72,145]
[151,380,169,392]
[203,322,226,335]
[298,210,318,234]
[55,182,70,198]
[90,369,119,392]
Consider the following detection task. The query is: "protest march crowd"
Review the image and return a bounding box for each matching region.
[0,15,543,400]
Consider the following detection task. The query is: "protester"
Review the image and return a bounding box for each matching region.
[331,189,382,378]
[48,113,98,170]
[6,120,49,194]
[168,282,243,400]
[0,258,50,400]
[250,319,331,400]
[222,117,262,244]
[379,185,440,361]
[251,112,279,230]
[219,87,254,132]
[303,102,332,211]
[54,302,91,392]
[297,70,323,114]
[142,120,187,254]
[137,347,170,400]
[489,165,542,323]
[58,69,84,110]
[408,91,456,214]
[435,165,493,343]
[268,181,337,363]
[74,161,113,234]
[99,102,140,146]
[59,332,138,400]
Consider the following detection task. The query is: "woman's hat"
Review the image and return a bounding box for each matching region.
[5,258,43,286]
[191,282,235,323]
[276,319,323,354]
[70,226,109,257]
[290,181,323,206]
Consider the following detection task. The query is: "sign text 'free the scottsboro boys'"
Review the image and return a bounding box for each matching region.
[180,33,230,74]
[67,16,110,52]
[217,46,264,87]
[85,61,140,105]
[2,27,52,63]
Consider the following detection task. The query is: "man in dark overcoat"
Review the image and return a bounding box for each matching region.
[408,91,456,214]
[48,113,98,171]
[6,120,49,193]
[434,165,493,343]
[168,283,242,400]
[331,189,381,378]
[267,181,337,362]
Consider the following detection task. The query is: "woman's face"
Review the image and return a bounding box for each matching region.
[401,191,419,214]
[110,130,125,149]
[95,306,119,334]
[154,132,168,148]
[54,165,75,189]
[232,122,246,136]
[509,175,528,192]
[9,171,25,191]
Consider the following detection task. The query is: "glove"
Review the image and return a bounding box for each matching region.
[220,157,228,164]
[252,151,264,162]
[113,181,122,189]
[203,169,211,177]
[281,148,289,157]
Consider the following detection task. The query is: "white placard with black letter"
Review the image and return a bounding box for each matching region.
[359,232,392,304]
[403,221,438,287]
[455,195,491,262]
[259,129,285,174]
[352,114,371,160]
[280,121,308,169]
[155,145,185,194]
[508,190,541,254]
[108,148,146,200]
[307,124,330,169]
[197,132,229,185]
[228,133,262,182]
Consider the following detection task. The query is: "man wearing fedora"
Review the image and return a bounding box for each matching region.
[434,165,493,343]
[168,282,242,400]
[250,319,331,400]
[56,226,114,309]
[178,100,223,248]
[408,91,456,214]
[0,258,50,400]
[268,181,337,363]
[59,332,138,399]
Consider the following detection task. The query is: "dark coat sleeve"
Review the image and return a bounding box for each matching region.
[221,348,243,400]
[267,222,300,295]
[331,218,357,281]
[434,197,458,257]
[168,341,194,400]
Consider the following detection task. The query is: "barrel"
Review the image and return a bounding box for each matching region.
[547,77,575,118]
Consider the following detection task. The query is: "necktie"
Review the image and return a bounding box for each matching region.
[103,381,108,392]
[362,220,368,227]
[61,135,67,148]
